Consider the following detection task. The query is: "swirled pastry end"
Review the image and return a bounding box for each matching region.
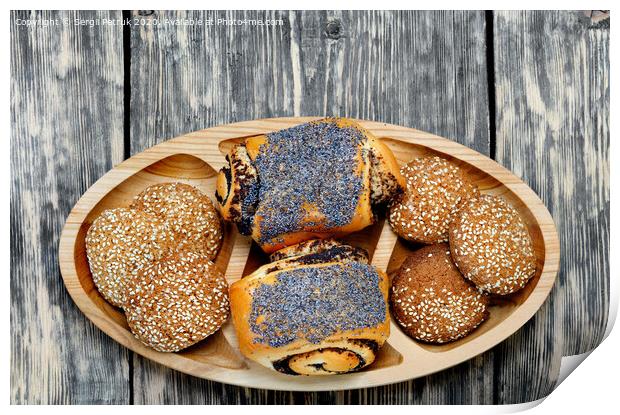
[230,258,390,375]
[215,145,259,235]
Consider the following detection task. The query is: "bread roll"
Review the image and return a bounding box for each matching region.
[124,251,229,352]
[229,240,390,375]
[215,118,405,253]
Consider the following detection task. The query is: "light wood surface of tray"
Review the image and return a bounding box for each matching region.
[59,117,560,391]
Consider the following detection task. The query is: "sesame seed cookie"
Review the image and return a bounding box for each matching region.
[388,156,479,244]
[131,182,223,260]
[390,244,489,343]
[85,208,176,307]
[124,250,230,352]
[449,195,537,295]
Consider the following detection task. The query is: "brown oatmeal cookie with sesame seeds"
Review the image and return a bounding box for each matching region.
[85,208,176,307]
[131,182,223,260]
[388,156,479,244]
[390,244,489,343]
[124,250,230,352]
[449,195,536,295]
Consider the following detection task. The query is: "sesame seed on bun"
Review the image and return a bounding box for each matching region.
[131,182,223,260]
[388,156,479,244]
[124,250,230,352]
[390,243,489,343]
[85,208,176,307]
[449,195,536,295]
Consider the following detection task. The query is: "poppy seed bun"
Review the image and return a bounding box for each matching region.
[131,182,222,260]
[85,208,175,307]
[388,156,479,244]
[229,257,390,375]
[449,195,536,295]
[390,244,489,343]
[124,250,230,352]
[215,118,406,253]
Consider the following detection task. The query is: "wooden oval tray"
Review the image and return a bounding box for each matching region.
[59,117,560,391]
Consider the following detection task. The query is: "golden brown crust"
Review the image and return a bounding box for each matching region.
[85,208,176,307]
[131,182,222,260]
[244,135,267,161]
[388,156,479,244]
[391,244,489,343]
[251,213,374,254]
[124,251,230,352]
[230,258,390,375]
[265,240,369,273]
[449,195,536,295]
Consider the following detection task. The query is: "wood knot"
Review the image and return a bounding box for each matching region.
[325,19,343,40]
[138,10,154,17]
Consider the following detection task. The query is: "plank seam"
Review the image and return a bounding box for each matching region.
[123,10,132,160]
[485,10,500,405]
[122,9,135,405]
[485,10,497,161]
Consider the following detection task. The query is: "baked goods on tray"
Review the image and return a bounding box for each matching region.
[215,117,405,253]
[229,240,390,375]
[449,194,536,295]
[85,183,229,352]
[390,243,489,343]
[82,120,541,376]
[387,157,537,343]
[388,156,479,244]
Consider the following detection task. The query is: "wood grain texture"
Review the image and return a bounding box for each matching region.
[493,10,609,362]
[129,10,493,404]
[490,10,609,403]
[10,10,127,404]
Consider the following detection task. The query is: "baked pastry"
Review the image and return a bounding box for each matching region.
[85,208,175,307]
[390,244,489,343]
[215,118,405,253]
[388,156,479,244]
[124,250,230,352]
[131,182,222,260]
[268,238,368,263]
[449,195,536,295]
[229,240,390,375]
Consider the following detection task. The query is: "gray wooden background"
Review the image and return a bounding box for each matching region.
[10,10,609,404]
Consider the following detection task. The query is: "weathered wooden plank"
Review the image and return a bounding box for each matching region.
[129,9,493,404]
[492,10,609,402]
[10,10,128,404]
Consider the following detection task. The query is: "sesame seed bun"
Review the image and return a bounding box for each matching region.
[124,250,230,352]
[388,156,479,244]
[85,208,175,307]
[390,244,489,343]
[449,195,536,295]
[131,182,222,260]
